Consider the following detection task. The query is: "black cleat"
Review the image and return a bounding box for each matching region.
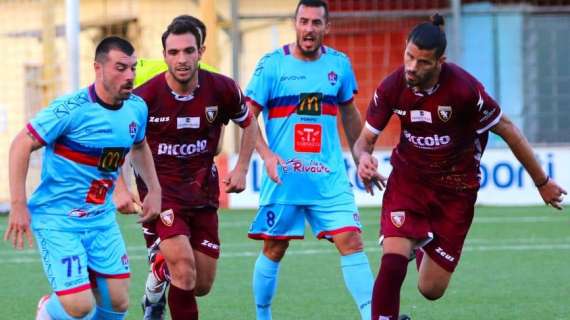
[399,315,412,320]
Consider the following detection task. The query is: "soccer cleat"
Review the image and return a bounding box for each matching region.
[142,293,167,320]
[398,315,412,320]
[35,295,50,320]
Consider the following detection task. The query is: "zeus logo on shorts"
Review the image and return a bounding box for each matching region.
[435,247,456,262]
[201,240,220,251]
[403,130,451,149]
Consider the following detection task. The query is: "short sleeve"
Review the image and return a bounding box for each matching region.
[473,83,502,134]
[338,57,358,105]
[27,97,77,145]
[365,81,394,135]
[226,81,251,128]
[134,101,148,144]
[245,54,275,109]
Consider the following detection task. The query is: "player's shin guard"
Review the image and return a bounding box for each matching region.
[44,293,94,320]
[253,253,280,320]
[372,254,409,320]
[93,306,127,320]
[340,251,373,320]
[168,284,198,320]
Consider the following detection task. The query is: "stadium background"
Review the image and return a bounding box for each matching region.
[0,0,569,210]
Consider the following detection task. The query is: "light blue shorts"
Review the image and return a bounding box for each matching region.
[33,222,130,296]
[248,201,362,240]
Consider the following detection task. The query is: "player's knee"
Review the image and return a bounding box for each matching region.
[335,232,364,255]
[263,240,289,261]
[417,281,447,301]
[61,299,94,318]
[169,256,197,288]
[110,295,129,312]
[194,281,213,296]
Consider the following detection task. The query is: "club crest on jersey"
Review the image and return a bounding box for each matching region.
[129,121,137,138]
[160,209,175,227]
[328,71,338,86]
[390,211,406,228]
[205,106,218,123]
[437,106,453,122]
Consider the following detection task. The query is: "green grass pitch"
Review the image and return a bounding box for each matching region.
[1,206,568,319]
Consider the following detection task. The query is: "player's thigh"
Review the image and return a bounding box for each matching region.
[417,252,452,300]
[160,234,195,274]
[33,229,91,294]
[305,200,362,241]
[194,250,217,296]
[248,204,306,239]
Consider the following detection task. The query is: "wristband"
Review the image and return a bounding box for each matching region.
[535,176,549,188]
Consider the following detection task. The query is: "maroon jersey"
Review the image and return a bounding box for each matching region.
[134,69,251,208]
[366,63,502,190]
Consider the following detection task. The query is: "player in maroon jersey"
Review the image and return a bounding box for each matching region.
[115,15,257,320]
[353,14,566,320]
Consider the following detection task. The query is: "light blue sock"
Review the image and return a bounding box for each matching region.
[46,293,94,320]
[93,306,127,320]
[341,251,374,320]
[253,253,280,320]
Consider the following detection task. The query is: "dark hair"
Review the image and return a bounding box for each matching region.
[95,36,134,62]
[295,0,329,22]
[407,13,447,58]
[162,15,207,50]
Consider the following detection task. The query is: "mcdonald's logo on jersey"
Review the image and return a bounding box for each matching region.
[98,147,127,172]
[297,93,322,116]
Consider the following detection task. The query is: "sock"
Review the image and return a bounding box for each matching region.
[252,253,280,320]
[45,293,94,320]
[92,306,126,320]
[372,254,409,320]
[168,284,198,320]
[340,251,373,320]
[152,252,170,282]
[415,248,424,271]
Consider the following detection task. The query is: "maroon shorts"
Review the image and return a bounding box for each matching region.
[381,168,477,272]
[143,206,220,259]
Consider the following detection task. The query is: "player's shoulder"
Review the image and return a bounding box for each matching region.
[323,46,351,62]
[135,72,165,92]
[201,69,241,93]
[442,63,483,97]
[49,87,92,113]
[378,66,406,94]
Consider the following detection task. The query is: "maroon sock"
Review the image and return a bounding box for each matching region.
[415,249,424,271]
[372,253,409,320]
[168,284,198,320]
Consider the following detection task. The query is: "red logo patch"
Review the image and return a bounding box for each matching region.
[390,211,406,228]
[160,209,175,227]
[294,123,322,153]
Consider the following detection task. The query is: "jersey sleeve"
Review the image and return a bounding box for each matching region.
[473,82,502,134]
[27,97,77,145]
[365,81,394,135]
[134,101,148,144]
[244,54,275,109]
[338,57,358,105]
[226,80,252,128]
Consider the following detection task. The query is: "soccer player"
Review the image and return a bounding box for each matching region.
[4,36,162,320]
[115,15,257,320]
[245,1,374,319]
[353,14,567,319]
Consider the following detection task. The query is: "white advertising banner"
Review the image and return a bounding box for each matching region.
[228,147,569,208]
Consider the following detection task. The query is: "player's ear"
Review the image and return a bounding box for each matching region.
[438,54,446,65]
[199,45,206,58]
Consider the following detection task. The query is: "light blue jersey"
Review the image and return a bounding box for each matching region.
[245,45,357,206]
[27,85,147,230]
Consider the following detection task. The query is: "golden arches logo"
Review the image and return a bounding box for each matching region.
[297,93,322,116]
[98,148,126,172]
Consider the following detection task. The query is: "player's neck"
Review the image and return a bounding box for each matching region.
[165,70,199,96]
[290,43,322,61]
[93,81,121,107]
[414,69,441,93]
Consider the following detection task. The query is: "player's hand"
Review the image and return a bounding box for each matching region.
[223,165,247,193]
[262,152,286,184]
[138,189,162,223]
[538,178,567,210]
[358,153,387,195]
[113,188,142,214]
[3,203,34,250]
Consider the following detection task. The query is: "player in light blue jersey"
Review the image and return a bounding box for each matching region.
[4,36,162,320]
[245,1,373,319]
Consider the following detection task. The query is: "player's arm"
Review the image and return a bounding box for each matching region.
[4,128,43,249]
[339,100,363,164]
[248,101,286,184]
[129,138,162,222]
[353,126,386,194]
[223,111,258,193]
[491,114,567,209]
[113,166,142,214]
